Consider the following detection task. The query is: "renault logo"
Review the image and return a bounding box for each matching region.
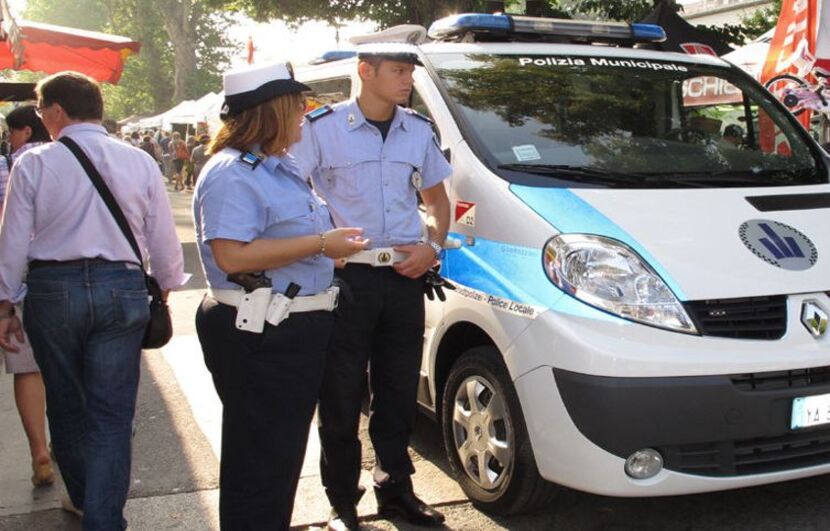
[801,301,828,338]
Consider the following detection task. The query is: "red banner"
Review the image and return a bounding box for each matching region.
[761,0,818,151]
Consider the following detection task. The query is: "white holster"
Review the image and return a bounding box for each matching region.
[210,287,339,333]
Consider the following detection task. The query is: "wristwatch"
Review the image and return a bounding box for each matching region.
[426,239,444,259]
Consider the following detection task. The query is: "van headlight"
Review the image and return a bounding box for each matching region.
[543,234,697,334]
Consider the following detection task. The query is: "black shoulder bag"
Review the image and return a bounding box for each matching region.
[59,137,173,349]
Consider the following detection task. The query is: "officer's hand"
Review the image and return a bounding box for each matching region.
[0,315,24,353]
[393,243,438,279]
[324,228,370,259]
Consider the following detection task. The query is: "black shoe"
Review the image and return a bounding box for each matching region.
[327,486,366,531]
[327,504,360,531]
[377,491,445,527]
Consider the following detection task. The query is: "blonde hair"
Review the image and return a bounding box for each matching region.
[209,92,304,156]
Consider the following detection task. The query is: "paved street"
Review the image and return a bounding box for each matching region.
[4,183,830,530]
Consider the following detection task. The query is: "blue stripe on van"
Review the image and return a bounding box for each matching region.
[509,185,688,301]
[442,234,625,323]
[443,235,562,307]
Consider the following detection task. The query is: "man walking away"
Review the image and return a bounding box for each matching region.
[0,71,188,531]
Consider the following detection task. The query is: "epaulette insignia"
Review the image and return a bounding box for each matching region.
[238,151,264,170]
[405,108,433,124]
[305,105,334,123]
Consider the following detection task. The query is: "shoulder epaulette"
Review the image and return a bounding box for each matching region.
[305,105,334,123]
[237,151,264,170]
[405,108,433,124]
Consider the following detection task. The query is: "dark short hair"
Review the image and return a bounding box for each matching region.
[5,105,50,142]
[36,71,104,121]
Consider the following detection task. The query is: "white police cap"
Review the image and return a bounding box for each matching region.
[221,61,310,120]
[355,42,423,66]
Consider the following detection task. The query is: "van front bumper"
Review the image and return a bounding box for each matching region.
[514,366,830,496]
[507,292,830,496]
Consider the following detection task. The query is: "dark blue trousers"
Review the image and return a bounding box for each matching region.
[318,264,426,507]
[196,296,333,531]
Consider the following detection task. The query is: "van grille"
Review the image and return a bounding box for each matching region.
[731,366,830,392]
[662,428,830,476]
[684,296,787,340]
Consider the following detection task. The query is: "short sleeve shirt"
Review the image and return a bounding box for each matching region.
[291,100,452,248]
[193,148,334,296]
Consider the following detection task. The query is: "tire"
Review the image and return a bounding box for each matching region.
[764,74,808,116]
[441,346,557,515]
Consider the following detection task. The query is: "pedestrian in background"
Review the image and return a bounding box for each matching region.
[0,71,187,530]
[293,45,452,530]
[171,131,188,191]
[193,61,367,531]
[159,130,173,182]
[184,134,198,190]
[0,104,55,489]
[189,134,211,186]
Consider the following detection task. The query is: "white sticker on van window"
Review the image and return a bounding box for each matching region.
[512,144,541,162]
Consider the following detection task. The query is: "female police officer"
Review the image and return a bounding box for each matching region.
[193,61,368,531]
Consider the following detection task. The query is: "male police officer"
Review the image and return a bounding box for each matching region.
[293,44,452,529]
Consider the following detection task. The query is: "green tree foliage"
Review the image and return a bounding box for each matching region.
[20,0,234,120]
[217,0,515,27]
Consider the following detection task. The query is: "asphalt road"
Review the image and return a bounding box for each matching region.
[3,183,830,530]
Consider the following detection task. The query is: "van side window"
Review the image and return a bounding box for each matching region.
[305,77,351,109]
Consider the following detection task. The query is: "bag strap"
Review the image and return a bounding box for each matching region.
[58,136,144,266]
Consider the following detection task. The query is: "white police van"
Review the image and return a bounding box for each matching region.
[296,13,830,514]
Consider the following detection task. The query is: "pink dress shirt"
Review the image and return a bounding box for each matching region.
[0,123,188,302]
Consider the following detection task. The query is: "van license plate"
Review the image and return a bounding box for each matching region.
[791,393,830,429]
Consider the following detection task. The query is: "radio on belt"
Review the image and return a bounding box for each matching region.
[268,282,301,328]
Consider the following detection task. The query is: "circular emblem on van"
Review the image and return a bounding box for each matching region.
[739,220,817,271]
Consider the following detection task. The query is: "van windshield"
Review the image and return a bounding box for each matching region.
[429,53,827,188]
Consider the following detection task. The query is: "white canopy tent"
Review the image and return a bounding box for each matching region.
[722,29,773,80]
[123,92,224,134]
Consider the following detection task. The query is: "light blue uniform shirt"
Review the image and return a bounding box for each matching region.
[193,148,334,296]
[292,100,452,249]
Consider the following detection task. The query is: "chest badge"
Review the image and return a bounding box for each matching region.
[801,301,828,338]
[411,170,423,191]
[738,219,818,271]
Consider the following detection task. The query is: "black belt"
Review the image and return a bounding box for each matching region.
[28,258,132,270]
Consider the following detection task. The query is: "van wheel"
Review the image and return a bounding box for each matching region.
[441,346,557,515]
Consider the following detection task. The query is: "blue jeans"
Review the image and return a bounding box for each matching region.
[24,260,149,531]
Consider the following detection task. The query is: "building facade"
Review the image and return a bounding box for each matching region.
[681,0,775,26]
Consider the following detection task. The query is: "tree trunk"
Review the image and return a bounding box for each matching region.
[154,0,200,103]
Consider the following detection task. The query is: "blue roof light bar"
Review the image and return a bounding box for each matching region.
[309,50,358,65]
[631,23,668,43]
[428,13,667,44]
[428,13,512,40]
